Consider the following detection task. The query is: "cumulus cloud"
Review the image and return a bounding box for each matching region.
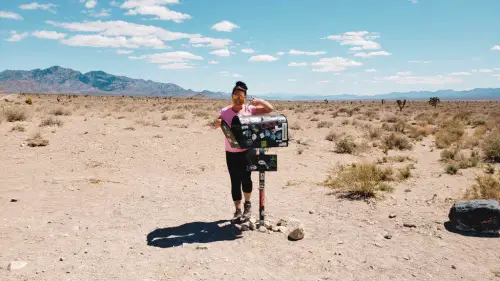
[32,30,67,40]
[140,51,203,63]
[472,69,494,73]
[276,52,285,56]
[120,0,191,23]
[288,62,307,67]
[210,48,231,57]
[208,60,219,64]
[189,36,231,48]
[409,60,432,64]
[85,0,97,9]
[241,48,255,54]
[249,55,278,62]
[323,31,381,50]
[448,72,471,76]
[353,51,391,58]
[0,11,23,20]
[378,75,462,85]
[83,8,111,17]
[159,62,194,70]
[288,49,326,56]
[60,34,167,49]
[211,20,239,32]
[311,57,362,72]
[6,31,29,42]
[492,45,500,51]
[116,49,134,54]
[220,71,242,78]
[365,69,377,72]
[19,2,57,13]
[317,80,331,84]
[396,71,412,76]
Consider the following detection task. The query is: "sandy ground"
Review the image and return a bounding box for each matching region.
[0,94,499,281]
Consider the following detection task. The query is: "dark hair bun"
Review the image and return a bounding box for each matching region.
[235,81,248,90]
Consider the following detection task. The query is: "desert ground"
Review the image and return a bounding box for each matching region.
[1,93,499,281]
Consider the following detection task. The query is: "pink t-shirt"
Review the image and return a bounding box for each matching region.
[219,104,257,152]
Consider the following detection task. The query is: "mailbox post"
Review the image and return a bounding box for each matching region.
[220,114,288,226]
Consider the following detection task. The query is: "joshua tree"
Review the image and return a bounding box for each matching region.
[428,97,440,108]
[396,99,407,112]
[381,99,385,105]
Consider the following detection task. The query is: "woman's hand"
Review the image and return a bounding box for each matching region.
[207,118,221,129]
[250,98,274,114]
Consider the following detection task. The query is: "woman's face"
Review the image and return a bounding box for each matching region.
[232,90,246,106]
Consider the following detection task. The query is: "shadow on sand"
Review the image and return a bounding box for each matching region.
[444,221,500,238]
[146,220,242,248]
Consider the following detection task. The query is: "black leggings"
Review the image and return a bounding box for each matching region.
[225,150,253,202]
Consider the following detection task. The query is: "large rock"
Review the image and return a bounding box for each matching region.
[288,226,305,241]
[448,199,500,233]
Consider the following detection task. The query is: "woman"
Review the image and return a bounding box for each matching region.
[210,81,274,222]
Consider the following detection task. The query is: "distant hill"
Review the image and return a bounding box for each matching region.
[1,65,500,101]
[0,65,229,99]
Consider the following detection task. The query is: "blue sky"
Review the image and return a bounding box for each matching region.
[1,0,500,96]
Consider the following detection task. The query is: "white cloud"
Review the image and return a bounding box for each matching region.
[409,0,419,4]
[141,51,203,64]
[324,31,381,50]
[85,0,97,8]
[0,11,23,20]
[120,0,191,23]
[189,36,231,48]
[6,31,29,42]
[276,52,285,56]
[83,8,111,17]
[492,45,500,51]
[60,34,167,49]
[116,49,134,54]
[46,20,198,42]
[288,79,296,82]
[208,60,219,64]
[288,62,307,67]
[379,75,462,85]
[353,51,391,58]
[396,71,412,76]
[317,80,331,84]
[210,49,231,57]
[472,69,494,73]
[311,57,362,72]
[211,20,239,32]
[32,30,66,40]
[249,55,278,62]
[494,68,500,71]
[241,48,255,54]
[110,0,119,6]
[288,49,326,56]
[159,63,193,70]
[219,71,242,78]
[365,69,377,72]
[409,60,432,64]
[448,72,471,76]
[492,74,500,78]
[19,2,57,13]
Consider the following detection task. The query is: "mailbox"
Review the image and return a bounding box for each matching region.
[221,114,289,149]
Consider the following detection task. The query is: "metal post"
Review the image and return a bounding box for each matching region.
[258,148,265,226]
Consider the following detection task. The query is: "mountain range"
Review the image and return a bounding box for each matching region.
[1,66,500,101]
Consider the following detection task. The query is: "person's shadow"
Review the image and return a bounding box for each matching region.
[146,220,242,248]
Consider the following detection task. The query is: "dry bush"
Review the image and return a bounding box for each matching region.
[335,136,357,154]
[317,121,332,128]
[310,117,319,122]
[463,174,500,200]
[323,162,395,199]
[325,131,339,142]
[366,127,382,140]
[435,120,465,148]
[193,110,209,118]
[398,165,413,180]
[445,165,458,175]
[11,124,26,132]
[382,133,412,151]
[290,122,301,130]
[40,117,63,127]
[414,112,436,125]
[27,131,49,147]
[474,125,488,137]
[50,107,71,116]
[3,106,29,122]
[161,115,168,121]
[172,112,186,119]
[385,114,398,123]
[482,130,500,163]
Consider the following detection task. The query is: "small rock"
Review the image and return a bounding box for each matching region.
[288,226,305,241]
[249,217,257,224]
[277,226,287,233]
[10,199,18,202]
[264,220,273,230]
[259,226,267,233]
[271,225,279,232]
[403,256,410,260]
[388,213,396,219]
[195,245,208,250]
[403,223,417,228]
[451,265,456,269]
[277,219,288,227]
[309,210,315,214]
[20,143,25,147]
[337,241,344,245]
[59,258,63,261]
[384,234,393,239]
[249,221,256,231]
[404,189,411,193]
[8,261,27,271]
[412,273,417,277]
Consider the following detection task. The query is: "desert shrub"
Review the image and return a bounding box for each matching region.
[4,107,28,122]
[323,162,395,199]
[440,148,458,161]
[445,165,458,175]
[335,136,357,154]
[473,125,488,137]
[382,133,412,151]
[317,121,332,128]
[290,123,301,130]
[172,113,185,119]
[453,111,473,123]
[435,120,464,148]
[50,107,71,116]
[11,124,26,132]
[485,164,495,174]
[161,115,168,121]
[398,165,413,180]
[40,117,63,127]
[367,127,382,140]
[25,98,32,105]
[463,174,500,200]
[27,131,49,147]
[325,131,338,141]
[482,131,500,163]
[310,117,319,122]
